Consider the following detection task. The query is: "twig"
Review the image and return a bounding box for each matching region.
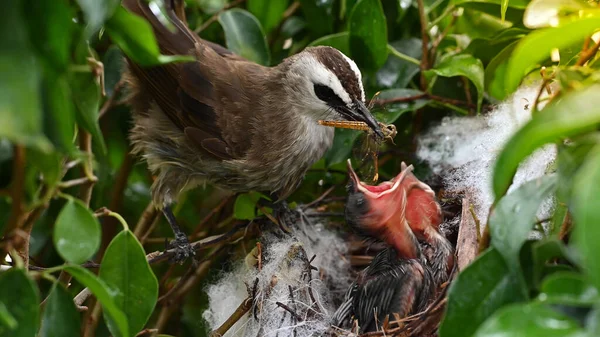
[98,80,124,119]
[78,131,95,206]
[373,92,478,110]
[302,186,336,210]
[461,77,473,115]
[194,0,247,33]
[209,297,253,337]
[429,12,458,66]
[275,302,304,322]
[417,0,430,90]
[59,177,98,189]
[3,146,27,253]
[191,195,233,236]
[133,202,158,239]
[136,328,158,337]
[576,36,600,66]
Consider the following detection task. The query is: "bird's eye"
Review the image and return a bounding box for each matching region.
[313,84,345,107]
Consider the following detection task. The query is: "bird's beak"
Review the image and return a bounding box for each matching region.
[349,100,384,139]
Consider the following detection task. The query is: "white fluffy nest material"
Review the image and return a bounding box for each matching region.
[203,220,353,337]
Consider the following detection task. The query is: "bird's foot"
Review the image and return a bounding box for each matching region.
[167,232,196,264]
[271,201,299,234]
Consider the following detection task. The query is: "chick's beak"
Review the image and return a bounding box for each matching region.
[350,100,384,139]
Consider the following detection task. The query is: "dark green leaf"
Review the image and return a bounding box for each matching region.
[40,283,81,337]
[70,71,106,153]
[572,144,600,291]
[486,40,518,100]
[504,17,600,98]
[0,269,39,337]
[218,9,270,66]
[247,0,289,33]
[0,1,51,152]
[105,6,194,67]
[493,84,600,198]
[474,303,582,336]
[99,230,158,337]
[489,175,557,281]
[75,0,121,36]
[54,198,101,264]
[0,303,16,331]
[539,272,599,306]
[425,54,484,112]
[308,32,350,55]
[532,238,571,287]
[43,75,76,153]
[64,265,129,337]
[374,38,422,89]
[298,0,334,36]
[465,28,527,64]
[349,0,388,72]
[24,0,74,72]
[102,46,125,97]
[439,248,527,337]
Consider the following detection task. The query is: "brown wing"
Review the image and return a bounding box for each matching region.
[122,0,251,160]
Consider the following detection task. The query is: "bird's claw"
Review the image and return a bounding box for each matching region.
[272,202,298,234]
[168,233,196,264]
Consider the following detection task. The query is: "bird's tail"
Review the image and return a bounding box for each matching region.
[121,0,197,56]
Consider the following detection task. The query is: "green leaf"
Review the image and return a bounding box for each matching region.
[572,144,600,291]
[24,0,75,72]
[486,40,518,100]
[0,269,40,337]
[425,54,484,112]
[234,192,263,220]
[375,38,422,89]
[453,0,529,22]
[532,238,571,287]
[539,272,599,306]
[70,71,106,153]
[493,84,600,198]
[523,0,598,29]
[99,230,158,337]
[64,265,129,337]
[308,32,350,55]
[474,303,582,336]
[0,303,16,331]
[40,283,81,337]
[349,0,388,72]
[247,0,289,33]
[218,9,270,66]
[0,1,51,152]
[298,0,334,36]
[504,17,600,98]
[105,6,194,67]
[489,175,557,281]
[43,75,76,153]
[102,46,125,97]
[75,0,121,36]
[465,28,528,64]
[439,248,526,337]
[54,198,101,264]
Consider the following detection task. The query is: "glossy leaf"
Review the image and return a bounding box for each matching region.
[439,248,527,337]
[247,0,289,33]
[375,38,422,89]
[40,283,81,337]
[99,230,158,337]
[76,0,121,36]
[70,71,106,153]
[102,46,125,97]
[425,54,484,112]
[474,303,582,336]
[308,32,350,55]
[0,269,39,337]
[349,0,388,72]
[43,75,76,153]
[105,6,194,67]
[24,0,74,72]
[539,272,599,306]
[298,0,334,36]
[486,41,518,100]
[453,0,528,24]
[493,84,600,198]
[532,238,571,287]
[54,198,101,264]
[234,192,263,220]
[219,9,270,66]
[504,17,600,98]
[64,265,129,337]
[489,175,557,279]
[572,144,600,291]
[0,1,51,152]
[523,0,598,28]
[0,302,16,331]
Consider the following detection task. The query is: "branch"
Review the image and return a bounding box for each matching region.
[194,0,247,33]
[576,36,600,66]
[210,297,253,337]
[417,0,430,90]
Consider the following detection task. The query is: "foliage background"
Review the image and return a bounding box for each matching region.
[2,0,600,336]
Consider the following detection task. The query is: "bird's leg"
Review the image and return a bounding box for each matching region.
[163,205,196,264]
[272,201,297,234]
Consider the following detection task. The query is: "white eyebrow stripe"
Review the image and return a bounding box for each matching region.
[302,54,352,105]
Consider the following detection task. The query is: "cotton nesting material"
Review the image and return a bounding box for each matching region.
[203,220,352,337]
[417,85,557,227]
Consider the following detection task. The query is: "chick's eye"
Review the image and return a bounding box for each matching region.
[313,84,345,107]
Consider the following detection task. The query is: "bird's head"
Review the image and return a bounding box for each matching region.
[282,46,383,138]
[345,161,442,258]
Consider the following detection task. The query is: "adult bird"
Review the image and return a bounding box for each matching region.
[121,0,383,262]
[331,162,435,332]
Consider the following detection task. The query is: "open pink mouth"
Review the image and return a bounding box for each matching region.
[346,159,414,198]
